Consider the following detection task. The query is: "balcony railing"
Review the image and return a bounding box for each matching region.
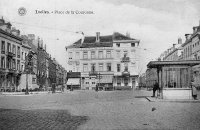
[7,51,15,57]
[1,50,5,54]
[121,57,130,63]
[89,71,98,76]
[122,71,130,77]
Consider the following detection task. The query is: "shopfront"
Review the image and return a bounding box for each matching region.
[147,60,200,99]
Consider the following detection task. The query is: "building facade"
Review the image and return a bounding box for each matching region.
[66,32,140,90]
[0,18,23,92]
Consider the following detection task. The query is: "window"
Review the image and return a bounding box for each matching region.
[98,51,103,59]
[117,78,121,86]
[75,52,79,59]
[106,51,111,58]
[17,46,20,58]
[21,65,24,71]
[32,78,36,84]
[107,63,111,71]
[7,58,11,69]
[83,64,88,72]
[21,52,24,60]
[117,64,121,72]
[99,63,103,71]
[124,63,128,71]
[17,60,20,70]
[124,50,128,57]
[12,59,16,69]
[92,82,95,84]
[83,52,88,59]
[1,41,5,54]
[91,51,95,59]
[116,43,120,47]
[12,45,16,55]
[7,43,11,52]
[91,63,96,72]
[69,52,72,59]
[131,43,135,47]
[116,50,120,58]
[1,57,5,68]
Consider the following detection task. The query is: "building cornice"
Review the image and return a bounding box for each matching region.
[0,28,23,41]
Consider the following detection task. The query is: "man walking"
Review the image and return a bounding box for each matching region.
[152,81,159,97]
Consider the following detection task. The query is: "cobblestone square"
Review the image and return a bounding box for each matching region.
[0,90,200,130]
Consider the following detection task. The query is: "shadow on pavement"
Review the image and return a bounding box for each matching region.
[0,108,89,130]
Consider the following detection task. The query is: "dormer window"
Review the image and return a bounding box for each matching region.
[116,43,120,47]
[131,43,135,47]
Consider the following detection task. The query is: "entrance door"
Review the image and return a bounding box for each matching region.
[124,78,128,86]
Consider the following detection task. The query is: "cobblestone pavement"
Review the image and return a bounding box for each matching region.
[0,108,88,130]
[0,90,200,130]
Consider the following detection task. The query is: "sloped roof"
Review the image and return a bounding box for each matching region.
[66,32,138,49]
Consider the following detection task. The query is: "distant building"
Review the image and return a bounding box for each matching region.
[159,38,183,61]
[66,32,140,90]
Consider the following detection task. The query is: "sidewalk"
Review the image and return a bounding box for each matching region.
[146,96,200,103]
[0,91,62,96]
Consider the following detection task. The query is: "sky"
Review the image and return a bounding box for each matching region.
[0,0,200,73]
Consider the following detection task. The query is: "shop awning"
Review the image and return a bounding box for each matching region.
[98,75,113,83]
[67,78,80,85]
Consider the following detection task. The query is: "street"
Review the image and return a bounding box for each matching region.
[0,90,200,130]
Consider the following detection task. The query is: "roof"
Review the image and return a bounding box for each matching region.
[147,60,200,68]
[27,39,38,53]
[66,32,138,49]
[0,28,23,41]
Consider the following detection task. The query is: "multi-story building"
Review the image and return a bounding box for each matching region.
[0,18,23,92]
[66,32,140,90]
[159,38,183,61]
[48,57,57,88]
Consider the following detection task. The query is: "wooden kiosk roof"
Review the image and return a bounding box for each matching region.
[147,60,200,68]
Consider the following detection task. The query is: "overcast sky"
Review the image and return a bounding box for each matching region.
[0,0,200,73]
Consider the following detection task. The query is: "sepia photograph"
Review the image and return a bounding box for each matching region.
[0,0,200,129]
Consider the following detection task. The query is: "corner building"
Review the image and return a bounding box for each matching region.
[66,32,140,90]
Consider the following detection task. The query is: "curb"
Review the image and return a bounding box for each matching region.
[146,96,200,103]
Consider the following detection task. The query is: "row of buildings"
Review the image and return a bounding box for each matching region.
[0,17,67,92]
[144,21,200,89]
[66,32,140,90]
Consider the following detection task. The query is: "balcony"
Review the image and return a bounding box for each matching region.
[121,56,130,63]
[6,51,15,57]
[89,71,98,76]
[122,71,130,77]
[1,50,5,54]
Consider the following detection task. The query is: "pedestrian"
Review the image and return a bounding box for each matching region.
[192,81,198,100]
[152,81,159,97]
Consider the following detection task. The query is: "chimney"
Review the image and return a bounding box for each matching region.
[185,34,191,40]
[193,26,198,33]
[126,32,130,38]
[37,37,40,49]
[96,32,100,42]
[41,39,43,49]
[178,38,182,44]
[45,44,46,51]
[173,44,176,48]
[28,34,35,40]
